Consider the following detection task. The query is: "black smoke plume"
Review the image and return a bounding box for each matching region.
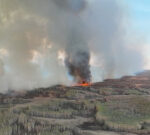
[54,0,91,83]
[65,51,91,83]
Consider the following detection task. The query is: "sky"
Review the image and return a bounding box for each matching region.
[125,0,150,69]
[126,0,150,41]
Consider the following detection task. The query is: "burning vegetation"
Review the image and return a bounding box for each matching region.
[78,81,91,87]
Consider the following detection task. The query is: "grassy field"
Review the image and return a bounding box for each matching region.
[96,96,150,131]
[0,84,150,135]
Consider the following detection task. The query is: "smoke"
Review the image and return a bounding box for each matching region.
[0,0,144,91]
[52,0,91,83]
[65,51,91,83]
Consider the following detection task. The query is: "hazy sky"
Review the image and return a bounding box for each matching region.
[125,0,150,69]
[126,0,150,41]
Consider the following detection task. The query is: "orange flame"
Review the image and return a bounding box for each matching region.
[75,81,91,87]
[78,82,91,87]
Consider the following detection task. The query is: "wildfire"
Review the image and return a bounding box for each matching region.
[76,81,91,87]
[79,83,91,87]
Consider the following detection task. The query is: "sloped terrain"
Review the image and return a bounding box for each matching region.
[0,72,150,135]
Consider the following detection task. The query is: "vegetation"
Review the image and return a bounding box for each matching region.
[96,96,150,131]
[0,75,150,135]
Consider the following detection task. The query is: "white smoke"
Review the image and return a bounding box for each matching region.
[0,0,144,92]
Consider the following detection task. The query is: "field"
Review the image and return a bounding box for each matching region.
[0,73,150,135]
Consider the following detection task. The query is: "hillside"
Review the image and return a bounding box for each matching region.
[0,72,150,135]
